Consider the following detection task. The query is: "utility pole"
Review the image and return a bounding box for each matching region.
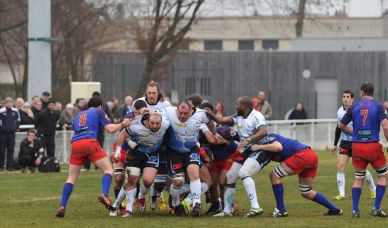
[27,0,51,101]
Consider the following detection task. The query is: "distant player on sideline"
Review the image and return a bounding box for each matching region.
[331,90,376,200]
[339,82,388,218]
[56,97,131,218]
[251,133,343,217]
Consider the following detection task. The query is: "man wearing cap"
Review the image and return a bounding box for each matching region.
[36,99,60,157]
[41,91,51,109]
[0,97,20,172]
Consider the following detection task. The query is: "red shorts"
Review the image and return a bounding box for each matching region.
[352,142,387,170]
[210,158,234,173]
[70,139,107,165]
[111,144,127,164]
[284,148,318,178]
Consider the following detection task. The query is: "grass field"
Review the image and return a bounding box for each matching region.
[1,151,388,228]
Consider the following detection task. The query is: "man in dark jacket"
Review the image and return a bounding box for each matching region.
[0,97,20,172]
[36,99,60,157]
[18,129,44,172]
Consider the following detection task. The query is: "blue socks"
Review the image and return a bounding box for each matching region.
[313,192,339,212]
[102,173,112,197]
[60,183,73,208]
[352,187,362,212]
[272,183,286,212]
[374,185,386,209]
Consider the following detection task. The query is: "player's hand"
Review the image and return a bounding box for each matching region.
[121,118,131,127]
[215,134,228,144]
[35,157,42,166]
[330,145,337,156]
[204,156,211,164]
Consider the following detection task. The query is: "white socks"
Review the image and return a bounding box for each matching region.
[138,184,149,199]
[242,177,260,209]
[365,170,376,192]
[113,187,126,209]
[337,172,345,197]
[125,188,137,212]
[190,179,202,205]
[223,187,236,214]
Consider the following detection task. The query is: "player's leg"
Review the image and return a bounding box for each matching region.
[207,166,221,215]
[213,161,242,217]
[113,162,126,198]
[56,164,82,217]
[369,142,388,217]
[334,153,349,200]
[186,162,201,216]
[137,153,159,213]
[270,162,293,217]
[122,166,140,217]
[94,156,114,209]
[238,157,263,218]
[365,170,376,198]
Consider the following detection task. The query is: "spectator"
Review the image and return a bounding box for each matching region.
[59,103,75,129]
[215,101,224,117]
[252,98,260,111]
[41,91,51,109]
[55,101,63,112]
[118,95,133,120]
[15,98,24,110]
[0,97,20,172]
[289,101,308,120]
[18,129,44,173]
[19,102,35,125]
[74,98,87,116]
[32,99,43,119]
[111,97,121,121]
[36,99,60,158]
[31,95,40,104]
[257,91,273,120]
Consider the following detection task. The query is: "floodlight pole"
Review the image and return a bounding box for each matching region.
[27,0,51,101]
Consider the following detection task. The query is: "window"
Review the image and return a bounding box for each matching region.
[262,39,279,51]
[204,40,222,50]
[238,40,254,50]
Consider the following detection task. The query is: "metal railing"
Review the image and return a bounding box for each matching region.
[13,119,388,164]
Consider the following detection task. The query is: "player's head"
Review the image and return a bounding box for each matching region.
[236,96,252,116]
[200,100,214,113]
[177,99,193,122]
[145,81,163,105]
[188,93,203,109]
[342,90,354,107]
[88,97,103,108]
[132,99,147,116]
[147,112,162,132]
[360,82,374,97]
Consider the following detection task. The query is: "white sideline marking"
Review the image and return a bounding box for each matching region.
[11,195,79,203]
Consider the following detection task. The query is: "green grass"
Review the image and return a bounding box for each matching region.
[1,151,388,227]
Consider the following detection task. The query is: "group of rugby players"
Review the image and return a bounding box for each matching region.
[56,81,388,219]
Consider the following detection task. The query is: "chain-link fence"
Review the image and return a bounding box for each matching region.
[14,119,388,164]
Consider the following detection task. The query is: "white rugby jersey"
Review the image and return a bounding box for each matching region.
[125,115,170,153]
[337,106,353,142]
[165,107,209,153]
[135,97,169,114]
[232,109,266,140]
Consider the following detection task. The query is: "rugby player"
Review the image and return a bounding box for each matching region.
[251,133,342,217]
[331,90,376,200]
[56,97,131,218]
[165,99,215,217]
[339,82,388,218]
[209,96,273,218]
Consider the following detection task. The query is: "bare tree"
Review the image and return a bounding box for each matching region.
[125,0,205,98]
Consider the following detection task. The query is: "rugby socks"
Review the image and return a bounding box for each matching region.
[336,172,345,197]
[313,192,339,212]
[374,185,386,209]
[365,170,376,192]
[352,187,362,212]
[114,188,120,199]
[272,183,286,213]
[138,184,149,199]
[190,179,202,205]
[60,183,73,208]
[223,187,236,214]
[102,173,112,197]
[201,182,209,195]
[242,177,260,209]
[151,185,158,202]
[113,187,126,209]
[170,185,182,207]
[125,188,137,212]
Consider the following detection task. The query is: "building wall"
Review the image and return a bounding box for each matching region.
[92,51,388,120]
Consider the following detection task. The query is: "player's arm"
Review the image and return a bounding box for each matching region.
[331,125,341,154]
[104,118,131,133]
[251,141,282,153]
[381,117,388,142]
[206,111,234,125]
[339,106,353,135]
[338,123,352,135]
